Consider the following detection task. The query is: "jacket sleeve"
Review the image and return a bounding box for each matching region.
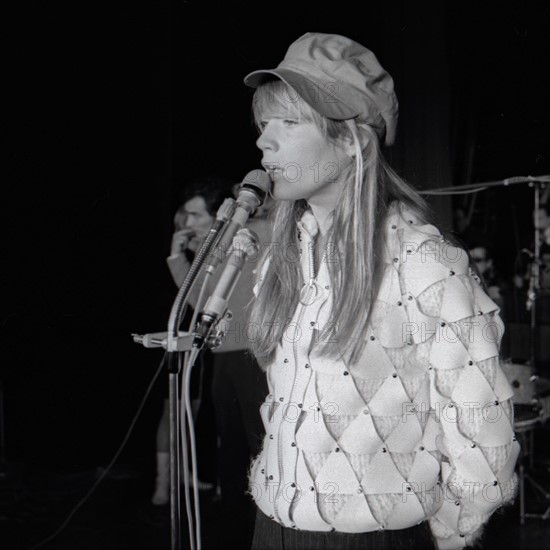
[166,253,191,289]
[166,253,218,310]
[399,229,520,550]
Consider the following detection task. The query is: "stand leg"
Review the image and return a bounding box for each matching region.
[169,370,181,550]
[517,424,550,522]
[520,460,525,525]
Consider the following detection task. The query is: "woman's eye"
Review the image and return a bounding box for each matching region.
[283,119,298,127]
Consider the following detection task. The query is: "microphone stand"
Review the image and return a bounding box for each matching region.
[133,169,270,549]
[527,181,542,371]
[133,200,235,550]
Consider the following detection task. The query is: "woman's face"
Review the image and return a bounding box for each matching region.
[255,95,350,208]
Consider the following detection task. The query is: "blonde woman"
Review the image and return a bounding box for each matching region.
[243,33,519,550]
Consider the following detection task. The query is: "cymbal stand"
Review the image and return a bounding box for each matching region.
[526,180,542,370]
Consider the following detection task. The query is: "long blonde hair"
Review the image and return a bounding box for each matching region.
[248,80,433,367]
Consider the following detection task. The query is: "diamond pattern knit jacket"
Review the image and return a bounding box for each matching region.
[248,203,520,550]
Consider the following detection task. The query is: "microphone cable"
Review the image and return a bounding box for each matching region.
[178,268,214,550]
[27,351,168,550]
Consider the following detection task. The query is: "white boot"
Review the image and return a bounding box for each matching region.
[151,451,170,505]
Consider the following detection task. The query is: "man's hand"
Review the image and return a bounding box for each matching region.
[170,228,195,256]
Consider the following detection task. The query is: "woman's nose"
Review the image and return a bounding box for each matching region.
[256,122,277,152]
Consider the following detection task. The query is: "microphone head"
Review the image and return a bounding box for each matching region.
[238,169,271,207]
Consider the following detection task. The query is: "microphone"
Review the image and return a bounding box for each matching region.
[193,228,260,348]
[204,197,238,245]
[205,169,270,273]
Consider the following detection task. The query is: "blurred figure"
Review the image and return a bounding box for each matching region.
[452,205,477,248]
[469,242,505,310]
[151,177,229,506]
[513,204,550,322]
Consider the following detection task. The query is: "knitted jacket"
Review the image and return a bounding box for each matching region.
[248,203,519,550]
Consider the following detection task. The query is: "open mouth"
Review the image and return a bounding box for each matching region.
[265,167,283,181]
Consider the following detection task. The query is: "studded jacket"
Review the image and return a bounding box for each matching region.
[248,203,519,550]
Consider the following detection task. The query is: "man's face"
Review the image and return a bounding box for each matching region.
[183,196,214,247]
[470,246,492,276]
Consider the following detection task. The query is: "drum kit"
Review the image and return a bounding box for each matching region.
[425,174,550,523]
[501,359,550,523]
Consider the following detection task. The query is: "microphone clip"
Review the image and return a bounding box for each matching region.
[194,310,233,351]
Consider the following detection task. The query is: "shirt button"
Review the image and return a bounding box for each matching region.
[305,364,310,369]
[291,442,296,447]
[279,397,284,402]
[391,225,397,229]
[393,258,399,263]
[370,335,375,340]
[397,301,402,306]
[283,358,289,363]
[343,371,349,376]
[269,435,273,439]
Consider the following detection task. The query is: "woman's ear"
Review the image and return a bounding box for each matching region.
[342,120,370,158]
[340,134,356,158]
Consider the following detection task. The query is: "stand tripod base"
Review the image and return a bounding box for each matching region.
[516,417,550,524]
[520,464,550,522]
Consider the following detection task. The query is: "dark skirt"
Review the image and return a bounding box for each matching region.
[251,509,436,550]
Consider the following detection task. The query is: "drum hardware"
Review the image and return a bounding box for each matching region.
[510,376,550,524]
[515,415,550,524]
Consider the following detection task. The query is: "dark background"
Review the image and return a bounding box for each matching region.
[3,0,550,475]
